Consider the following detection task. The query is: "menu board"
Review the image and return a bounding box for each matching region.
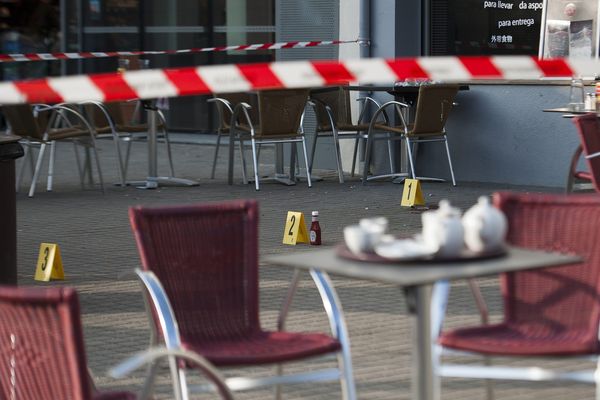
[444,0,544,55]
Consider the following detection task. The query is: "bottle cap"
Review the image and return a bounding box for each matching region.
[312,211,319,216]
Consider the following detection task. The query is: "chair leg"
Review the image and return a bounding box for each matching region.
[351,136,360,178]
[47,141,56,192]
[211,134,222,179]
[484,357,494,400]
[89,136,106,194]
[124,136,133,180]
[443,137,457,186]
[111,132,127,186]
[387,134,395,175]
[140,361,159,400]
[163,127,175,177]
[251,138,260,191]
[309,131,319,175]
[29,142,48,198]
[405,137,417,180]
[275,364,283,400]
[362,131,374,185]
[331,129,345,183]
[301,137,312,188]
[167,355,185,400]
[16,143,31,192]
[566,145,583,193]
[73,142,86,189]
[239,139,248,185]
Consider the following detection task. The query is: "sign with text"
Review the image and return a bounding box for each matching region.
[401,179,425,207]
[282,211,309,245]
[34,243,65,282]
[441,0,543,55]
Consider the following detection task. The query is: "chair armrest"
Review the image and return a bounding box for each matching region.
[585,151,600,160]
[467,279,489,325]
[109,346,235,400]
[231,102,254,131]
[51,105,96,134]
[134,269,182,349]
[207,97,234,114]
[368,100,410,129]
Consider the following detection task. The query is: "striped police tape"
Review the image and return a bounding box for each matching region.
[0,56,593,105]
[0,40,355,63]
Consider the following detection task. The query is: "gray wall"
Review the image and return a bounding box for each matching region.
[417,85,577,188]
[387,1,578,188]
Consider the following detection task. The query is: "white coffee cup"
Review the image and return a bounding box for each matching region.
[344,224,383,254]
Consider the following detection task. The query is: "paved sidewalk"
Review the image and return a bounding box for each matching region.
[14,136,592,399]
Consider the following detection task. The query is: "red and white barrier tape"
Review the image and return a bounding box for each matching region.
[0,40,355,63]
[0,56,594,105]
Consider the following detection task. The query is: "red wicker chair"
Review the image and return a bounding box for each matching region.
[567,113,600,193]
[128,199,356,399]
[436,192,600,398]
[0,286,135,400]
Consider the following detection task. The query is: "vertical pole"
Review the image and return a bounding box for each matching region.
[407,283,438,400]
[146,102,159,188]
[422,0,431,55]
[0,159,17,284]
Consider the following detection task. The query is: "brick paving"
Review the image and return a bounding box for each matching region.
[14,136,594,399]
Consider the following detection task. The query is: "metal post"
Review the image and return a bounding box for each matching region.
[406,283,439,400]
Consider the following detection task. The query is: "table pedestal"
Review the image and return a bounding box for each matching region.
[128,102,198,189]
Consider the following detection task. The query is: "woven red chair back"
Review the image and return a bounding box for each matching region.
[0,286,91,400]
[494,192,600,347]
[129,200,260,344]
[573,113,600,193]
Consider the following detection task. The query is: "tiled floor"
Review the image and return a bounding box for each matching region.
[13,135,594,399]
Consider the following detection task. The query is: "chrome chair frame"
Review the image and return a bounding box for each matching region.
[307,95,381,183]
[362,100,456,186]
[13,104,105,197]
[431,280,600,400]
[207,97,249,181]
[230,101,312,191]
[130,268,356,400]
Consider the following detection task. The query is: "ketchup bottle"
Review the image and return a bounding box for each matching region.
[310,211,322,245]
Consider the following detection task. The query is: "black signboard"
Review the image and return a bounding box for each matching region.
[434,0,544,55]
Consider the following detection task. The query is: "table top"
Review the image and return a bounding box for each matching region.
[543,107,596,114]
[264,246,581,287]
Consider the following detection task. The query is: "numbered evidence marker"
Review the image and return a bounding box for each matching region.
[282,211,310,245]
[34,243,65,282]
[401,179,425,207]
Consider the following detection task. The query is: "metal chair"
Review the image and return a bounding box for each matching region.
[207,92,256,180]
[0,285,134,400]
[567,113,600,193]
[308,86,379,183]
[435,192,600,399]
[84,101,174,186]
[362,83,459,185]
[0,284,233,400]
[5,104,104,197]
[230,89,312,190]
[128,199,356,399]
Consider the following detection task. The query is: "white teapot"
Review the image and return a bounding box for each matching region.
[421,200,465,258]
[462,196,508,253]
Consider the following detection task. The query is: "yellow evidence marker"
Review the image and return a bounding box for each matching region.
[282,211,309,245]
[34,243,65,282]
[401,179,425,207]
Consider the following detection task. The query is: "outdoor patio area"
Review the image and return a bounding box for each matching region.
[13,136,592,399]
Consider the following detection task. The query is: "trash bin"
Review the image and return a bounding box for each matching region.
[0,134,23,285]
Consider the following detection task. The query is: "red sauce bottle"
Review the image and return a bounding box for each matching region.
[310,211,322,245]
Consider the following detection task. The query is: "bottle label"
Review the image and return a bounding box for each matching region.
[310,231,316,243]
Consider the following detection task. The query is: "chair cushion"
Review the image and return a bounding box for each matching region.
[439,322,600,356]
[574,170,592,181]
[182,330,342,367]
